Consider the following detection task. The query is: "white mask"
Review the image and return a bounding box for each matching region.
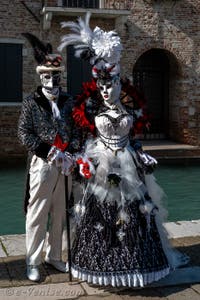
[98,79,121,108]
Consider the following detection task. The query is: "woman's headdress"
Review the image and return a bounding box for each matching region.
[22,33,65,74]
[59,13,149,134]
[58,12,122,81]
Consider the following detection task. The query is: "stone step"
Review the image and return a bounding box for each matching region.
[142,141,200,159]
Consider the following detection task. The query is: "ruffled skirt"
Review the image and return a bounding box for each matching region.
[71,139,188,287]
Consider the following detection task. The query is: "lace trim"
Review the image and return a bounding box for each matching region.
[71,265,170,287]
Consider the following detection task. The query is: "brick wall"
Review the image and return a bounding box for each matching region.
[0,0,42,159]
[0,0,200,158]
[119,0,200,145]
[0,105,26,159]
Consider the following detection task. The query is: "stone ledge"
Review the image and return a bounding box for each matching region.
[0,220,200,258]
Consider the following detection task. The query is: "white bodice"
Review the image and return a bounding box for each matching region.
[95,110,133,150]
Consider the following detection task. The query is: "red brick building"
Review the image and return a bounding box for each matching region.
[0,0,200,158]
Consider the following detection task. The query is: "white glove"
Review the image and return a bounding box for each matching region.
[137,150,157,174]
[47,146,60,164]
[47,146,73,176]
[61,151,74,176]
[138,151,157,166]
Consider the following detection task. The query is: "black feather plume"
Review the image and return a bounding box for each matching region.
[46,43,53,54]
[22,33,53,64]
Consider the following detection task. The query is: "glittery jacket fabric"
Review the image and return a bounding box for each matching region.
[18,86,80,212]
[18,86,79,157]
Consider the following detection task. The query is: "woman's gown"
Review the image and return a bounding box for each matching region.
[71,107,188,287]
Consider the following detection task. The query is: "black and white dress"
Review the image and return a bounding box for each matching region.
[71,106,187,287]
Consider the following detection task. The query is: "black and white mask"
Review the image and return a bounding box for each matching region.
[40,71,62,118]
[40,71,61,91]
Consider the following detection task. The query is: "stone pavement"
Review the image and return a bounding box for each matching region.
[0,221,200,300]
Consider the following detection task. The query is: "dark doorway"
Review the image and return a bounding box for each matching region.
[67,45,92,96]
[133,49,169,139]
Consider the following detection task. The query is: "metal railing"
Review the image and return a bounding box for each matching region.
[61,0,131,10]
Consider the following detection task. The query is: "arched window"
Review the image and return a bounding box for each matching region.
[133,49,169,139]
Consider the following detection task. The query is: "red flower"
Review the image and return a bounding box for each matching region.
[76,157,92,179]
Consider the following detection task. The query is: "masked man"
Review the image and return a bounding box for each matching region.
[18,33,78,282]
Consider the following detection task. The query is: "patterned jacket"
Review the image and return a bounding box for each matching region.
[18,86,80,159]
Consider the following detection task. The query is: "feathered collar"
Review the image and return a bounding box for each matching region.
[33,86,68,113]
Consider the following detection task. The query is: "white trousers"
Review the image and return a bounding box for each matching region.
[26,155,72,266]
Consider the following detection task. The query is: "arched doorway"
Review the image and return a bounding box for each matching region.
[133,49,169,139]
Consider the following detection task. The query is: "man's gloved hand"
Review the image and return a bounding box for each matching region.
[47,145,61,165]
[61,151,74,176]
[76,155,95,179]
[47,146,74,176]
[136,150,157,174]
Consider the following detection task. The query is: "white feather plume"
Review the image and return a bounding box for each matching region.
[58,12,122,66]
[58,12,93,55]
[92,26,122,64]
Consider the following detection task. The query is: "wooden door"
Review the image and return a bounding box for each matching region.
[133,49,169,139]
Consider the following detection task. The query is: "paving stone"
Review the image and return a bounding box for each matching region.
[78,295,123,300]
[2,255,51,286]
[164,220,200,238]
[157,286,200,300]
[3,255,36,287]
[170,236,200,266]
[0,238,7,257]
[81,282,110,296]
[156,285,189,297]
[0,257,13,288]
[39,263,53,285]
[0,282,85,300]
[2,255,74,287]
[43,262,69,284]
[171,236,200,247]
[0,247,7,257]
[192,284,200,295]
[118,287,163,299]
[0,234,26,256]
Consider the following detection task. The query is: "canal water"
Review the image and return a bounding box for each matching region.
[0,162,200,235]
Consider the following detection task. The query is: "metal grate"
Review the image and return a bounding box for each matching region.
[62,0,131,9]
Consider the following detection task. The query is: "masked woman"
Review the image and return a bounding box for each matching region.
[59,13,189,287]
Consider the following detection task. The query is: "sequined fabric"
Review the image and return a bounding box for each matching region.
[18,87,80,153]
[71,196,169,286]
